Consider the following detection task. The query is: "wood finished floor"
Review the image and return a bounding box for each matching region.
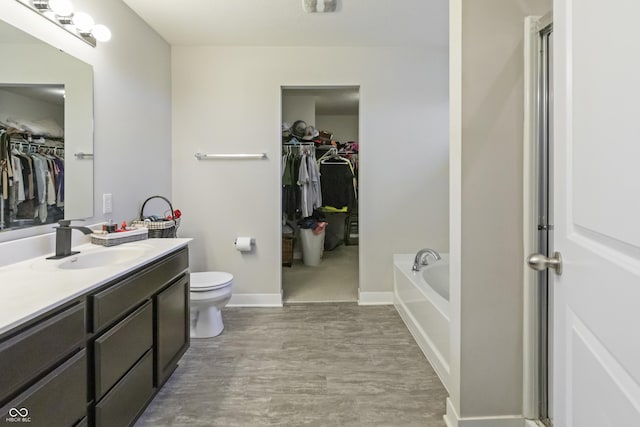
[135,304,448,427]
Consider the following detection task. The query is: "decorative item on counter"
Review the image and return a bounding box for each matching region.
[131,195,181,238]
[90,226,148,246]
[102,220,117,233]
[166,209,182,221]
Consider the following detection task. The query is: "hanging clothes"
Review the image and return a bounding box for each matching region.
[297,150,322,218]
[319,156,357,211]
[1,131,65,227]
[282,144,322,220]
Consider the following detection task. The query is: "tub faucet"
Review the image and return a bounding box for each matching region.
[47,219,93,260]
[412,248,441,271]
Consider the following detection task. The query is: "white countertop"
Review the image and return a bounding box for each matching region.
[0,238,192,336]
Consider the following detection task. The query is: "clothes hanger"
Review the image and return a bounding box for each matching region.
[319,148,350,164]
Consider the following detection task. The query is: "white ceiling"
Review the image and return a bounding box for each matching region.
[122,0,448,47]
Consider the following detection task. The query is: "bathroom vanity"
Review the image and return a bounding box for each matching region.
[0,239,191,427]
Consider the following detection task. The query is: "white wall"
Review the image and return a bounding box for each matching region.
[448,0,552,423]
[172,46,449,300]
[281,93,315,127]
[0,0,171,246]
[316,114,358,143]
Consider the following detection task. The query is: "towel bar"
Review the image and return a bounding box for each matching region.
[195,153,267,160]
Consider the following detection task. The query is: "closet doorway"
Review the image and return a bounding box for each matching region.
[280,86,360,303]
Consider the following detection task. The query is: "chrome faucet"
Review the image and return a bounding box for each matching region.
[47,219,93,260]
[412,248,441,271]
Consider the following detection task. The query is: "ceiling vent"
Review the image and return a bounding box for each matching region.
[302,0,338,13]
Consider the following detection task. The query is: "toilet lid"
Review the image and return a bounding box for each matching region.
[190,271,233,291]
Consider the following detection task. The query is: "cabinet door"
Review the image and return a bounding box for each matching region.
[156,274,190,385]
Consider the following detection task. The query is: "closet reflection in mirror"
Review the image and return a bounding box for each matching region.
[1,85,65,230]
[0,18,94,235]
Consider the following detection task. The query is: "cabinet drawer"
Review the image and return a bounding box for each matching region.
[95,349,154,427]
[91,248,188,332]
[94,301,153,400]
[0,350,87,427]
[0,303,85,404]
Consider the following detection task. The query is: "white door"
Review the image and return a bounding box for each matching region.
[551,0,640,425]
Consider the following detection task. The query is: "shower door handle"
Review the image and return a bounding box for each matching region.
[527,251,563,275]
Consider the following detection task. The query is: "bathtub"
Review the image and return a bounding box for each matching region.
[393,253,450,391]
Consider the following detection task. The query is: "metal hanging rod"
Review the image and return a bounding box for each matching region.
[195,153,267,160]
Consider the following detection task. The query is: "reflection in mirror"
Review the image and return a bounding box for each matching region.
[1,84,65,230]
[0,17,94,238]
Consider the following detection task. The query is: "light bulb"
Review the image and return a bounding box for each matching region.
[49,0,73,17]
[92,24,112,42]
[72,12,94,33]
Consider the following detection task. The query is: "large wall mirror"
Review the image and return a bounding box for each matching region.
[0,18,94,238]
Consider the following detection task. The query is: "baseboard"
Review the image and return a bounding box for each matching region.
[227,293,283,307]
[358,291,394,305]
[444,398,526,427]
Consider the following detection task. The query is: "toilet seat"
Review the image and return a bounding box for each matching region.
[190,271,233,292]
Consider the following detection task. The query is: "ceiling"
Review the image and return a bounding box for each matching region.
[122,0,448,47]
[1,85,65,106]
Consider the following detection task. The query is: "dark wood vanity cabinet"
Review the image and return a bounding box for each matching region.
[0,246,189,427]
[89,247,189,427]
[0,303,87,427]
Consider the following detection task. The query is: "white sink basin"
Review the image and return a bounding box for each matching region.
[32,244,153,271]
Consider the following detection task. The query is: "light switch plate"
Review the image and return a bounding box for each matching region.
[103,193,113,214]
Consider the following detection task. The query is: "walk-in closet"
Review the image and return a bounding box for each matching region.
[281,87,359,303]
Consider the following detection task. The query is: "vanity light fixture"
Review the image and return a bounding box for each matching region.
[15,0,112,46]
[302,0,338,13]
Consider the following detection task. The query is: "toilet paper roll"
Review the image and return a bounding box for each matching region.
[235,237,254,252]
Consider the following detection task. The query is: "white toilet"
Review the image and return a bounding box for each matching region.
[189,271,233,338]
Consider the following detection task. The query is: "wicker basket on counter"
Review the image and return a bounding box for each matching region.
[131,195,180,238]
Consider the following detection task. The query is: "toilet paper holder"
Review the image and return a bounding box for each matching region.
[234,237,256,252]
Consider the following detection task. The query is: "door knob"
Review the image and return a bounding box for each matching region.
[527,251,563,275]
